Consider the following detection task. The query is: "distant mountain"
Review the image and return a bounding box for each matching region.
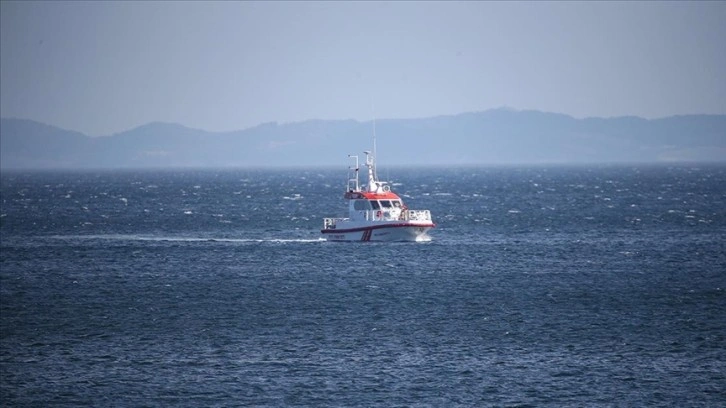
[1,109,725,169]
[0,118,91,168]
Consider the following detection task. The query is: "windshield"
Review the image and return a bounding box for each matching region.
[353,200,370,211]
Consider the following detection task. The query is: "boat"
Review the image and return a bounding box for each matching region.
[321,150,435,241]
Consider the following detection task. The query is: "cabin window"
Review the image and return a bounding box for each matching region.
[393,200,402,208]
[370,200,381,210]
[353,200,369,211]
[380,200,392,208]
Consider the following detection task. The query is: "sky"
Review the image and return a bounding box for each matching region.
[1,1,725,136]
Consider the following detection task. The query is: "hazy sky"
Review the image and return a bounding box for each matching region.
[1,1,724,136]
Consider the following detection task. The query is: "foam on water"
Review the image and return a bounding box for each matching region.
[47,234,327,244]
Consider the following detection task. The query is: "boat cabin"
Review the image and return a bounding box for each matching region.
[345,191,407,221]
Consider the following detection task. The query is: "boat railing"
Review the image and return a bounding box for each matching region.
[405,209,432,222]
[363,210,397,221]
[361,209,432,222]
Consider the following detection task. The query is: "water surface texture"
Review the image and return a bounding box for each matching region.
[1,165,725,406]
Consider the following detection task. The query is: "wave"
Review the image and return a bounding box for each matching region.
[47,234,326,243]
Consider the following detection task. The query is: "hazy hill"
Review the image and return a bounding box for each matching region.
[1,109,725,169]
[0,118,91,168]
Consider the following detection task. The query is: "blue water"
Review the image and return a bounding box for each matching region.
[1,165,725,406]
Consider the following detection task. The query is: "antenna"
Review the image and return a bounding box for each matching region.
[371,99,378,180]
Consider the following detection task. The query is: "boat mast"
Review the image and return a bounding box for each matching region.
[372,115,378,181]
[363,151,375,192]
[371,97,378,182]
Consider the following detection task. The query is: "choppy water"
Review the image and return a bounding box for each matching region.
[1,165,725,406]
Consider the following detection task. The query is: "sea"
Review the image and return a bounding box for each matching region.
[1,164,724,407]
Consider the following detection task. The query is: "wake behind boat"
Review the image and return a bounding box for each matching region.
[321,150,435,242]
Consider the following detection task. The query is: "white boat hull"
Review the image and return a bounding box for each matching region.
[321,222,434,242]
